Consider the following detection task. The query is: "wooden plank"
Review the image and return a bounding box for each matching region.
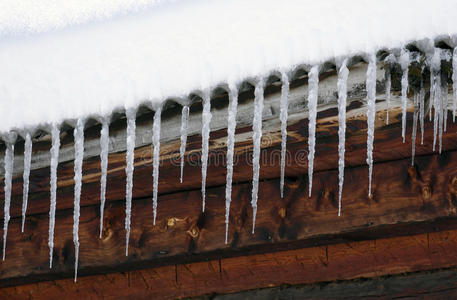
[2,228,457,299]
[1,144,457,285]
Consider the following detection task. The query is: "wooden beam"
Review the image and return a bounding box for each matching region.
[2,228,457,299]
[1,142,457,285]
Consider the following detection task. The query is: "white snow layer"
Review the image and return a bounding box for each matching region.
[0,0,457,132]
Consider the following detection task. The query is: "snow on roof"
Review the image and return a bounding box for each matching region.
[0,0,457,132]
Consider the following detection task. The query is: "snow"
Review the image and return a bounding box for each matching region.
[21,132,32,233]
[179,105,189,184]
[279,72,290,198]
[99,117,110,238]
[152,107,162,225]
[2,133,16,260]
[225,84,239,244]
[251,79,265,233]
[124,108,136,256]
[307,66,319,198]
[48,125,60,268]
[73,118,85,282]
[201,90,212,212]
[336,59,349,216]
[0,0,457,133]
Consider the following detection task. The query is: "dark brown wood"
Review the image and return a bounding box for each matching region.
[1,140,457,285]
[2,228,457,299]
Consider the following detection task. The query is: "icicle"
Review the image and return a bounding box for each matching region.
[384,54,395,125]
[21,132,32,233]
[152,107,162,225]
[125,108,136,257]
[412,93,419,165]
[251,78,265,233]
[48,124,60,268]
[336,58,349,216]
[279,72,290,198]
[442,50,451,135]
[453,48,457,122]
[366,54,377,197]
[431,49,441,152]
[2,132,17,261]
[420,80,425,145]
[307,65,319,198]
[99,117,110,238]
[400,49,410,143]
[440,80,447,153]
[385,70,391,125]
[179,105,189,183]
[225,83,238,244]
[73,118,85,282]
[201,90,212,212]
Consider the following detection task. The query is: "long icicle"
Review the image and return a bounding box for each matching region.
[225,83,238,244]
[21,132,32,232]
[251,78,265,233]
[432,49,441,152]
[453,47,457,122]
[125,108,137,256]
[279,72,289,198]
[307,65,319,198]
[2,132,17,260]
[179,105,189,183]
[99,117,110,238]
[400,49,410,143]
[201,90,212,212]
[337,58,349,216]
[152,107,162,225]
[384,54,395,125]
[73,118,85,282]
[420,79,425,145]
[48,124,60,268]
[412,93,419,165]
[442,50,451,135]
[366,54,377,197]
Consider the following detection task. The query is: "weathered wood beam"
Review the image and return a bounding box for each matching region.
[1,144,457,285]
[2,227,457,299]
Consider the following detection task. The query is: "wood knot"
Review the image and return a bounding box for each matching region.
[278,207,287,219]
[422,185,431,200]
[187,226,199,238]
[167,217,177,228]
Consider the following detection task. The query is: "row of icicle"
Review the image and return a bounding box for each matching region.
[2,46,457,281]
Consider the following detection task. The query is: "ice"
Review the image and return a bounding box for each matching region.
[412,92,419,165]
[152,107,162,225]
[201,90,212,212]
[279,71,289,198]
[21,132,32,233]
[124,108,136,256]
[251,78,265,233]
[336,58,349,216]
[431,49,441,152]
[225,83,239,244]
[453,48,457,122]
[366,54,377,197]
[400,49,410,143]
[99,117,110,238]
[442,50,451,135]
[48,124,60,268]
[307,65,319,197]
[384,54,395,125]
[420,80,425,145]
[179,105,189,184]
[2,132,17,261]
[73,118,85,282]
